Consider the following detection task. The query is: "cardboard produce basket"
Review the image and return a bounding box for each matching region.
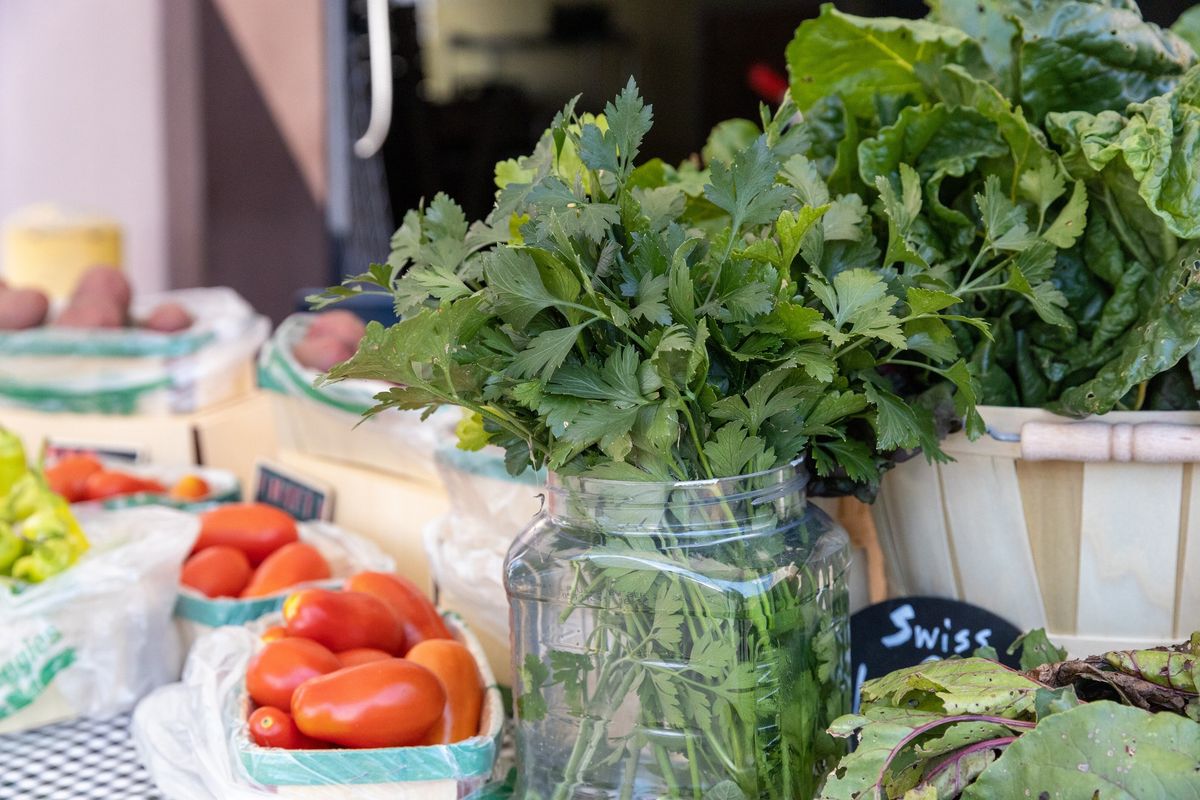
[873,406,1200,656]
[133,614,503,800]
[258,314,457,485]
[0,288,268,416]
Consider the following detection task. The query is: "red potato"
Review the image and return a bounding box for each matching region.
[72,266,131,309]
[293,335,356,371]
[54,301,125,328]
[142,302,193,333]
[307,311,366,347]
[0,287,50,329]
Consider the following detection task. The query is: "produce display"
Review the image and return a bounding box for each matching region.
[243,575,481,752]
[820,631,1200,798]
[45,453,213,504]
[0,266,193,332]
[786,0,1200,418]
[181,503,331,599]
[0,428,89,584]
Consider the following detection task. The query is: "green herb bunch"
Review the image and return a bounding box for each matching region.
[784,0,1200,419]
[821,631,1199,798]
[314,80,984,495]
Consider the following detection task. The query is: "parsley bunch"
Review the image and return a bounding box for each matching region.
[315,79,983,494]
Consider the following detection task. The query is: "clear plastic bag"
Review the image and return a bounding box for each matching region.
[174,521,396,649]
[257,314,458,481]
[133,615,504,800]
[423,447,543,681]
[0,287,269,414]
[0,506,198,733]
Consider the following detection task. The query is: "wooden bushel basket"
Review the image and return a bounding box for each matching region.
[872,406,1200,656]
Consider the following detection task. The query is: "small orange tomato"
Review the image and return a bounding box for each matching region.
[248,706,329,749]
[282,589,406,655]
[45,454,103,502]
[261,625,289,643]
[345,571,452,649]
[336,647,392,668]
[405,639,483,744]
[170,474,210,501]
[180,546,253,598]
[241,542,331,598]
[292,660,445,748]
[246,638,342,710]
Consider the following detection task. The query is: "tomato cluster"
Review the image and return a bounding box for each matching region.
[181,503,331,599]
[245,573,482,750]
[45,453,210,503]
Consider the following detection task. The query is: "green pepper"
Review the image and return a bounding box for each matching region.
[11,538,75,584]
[0,473,47,523]
[0,522,23,575]
[0,428,27,499]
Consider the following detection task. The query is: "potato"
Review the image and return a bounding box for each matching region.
[0,288,49,330]
[307,310,366,347]
[72,266,131,311]
[293,334,356,371]
[142,302,194,333]
[54,300,125,328]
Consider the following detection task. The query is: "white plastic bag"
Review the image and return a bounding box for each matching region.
[0,506,198,733]
[134,616,504,800]
[423,447,543,684]
[174,521,396,650]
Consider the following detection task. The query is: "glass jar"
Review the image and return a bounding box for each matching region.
[505,460,851,800]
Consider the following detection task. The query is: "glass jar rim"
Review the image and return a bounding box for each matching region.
[548,455,807,492]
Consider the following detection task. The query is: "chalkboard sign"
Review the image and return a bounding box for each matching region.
[850,596,1022,712]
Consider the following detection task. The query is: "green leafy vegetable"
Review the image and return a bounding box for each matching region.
[786,0,1200,416]
[316,80,983,494]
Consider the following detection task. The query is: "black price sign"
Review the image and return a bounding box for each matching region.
[850,596,1023,711]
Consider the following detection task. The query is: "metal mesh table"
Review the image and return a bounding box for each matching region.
[0,714,161,800]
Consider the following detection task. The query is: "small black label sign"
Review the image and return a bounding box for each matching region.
[254,460,333,522]
[850,596,1023,712]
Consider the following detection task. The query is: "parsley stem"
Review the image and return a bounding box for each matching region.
[680,403,714,479]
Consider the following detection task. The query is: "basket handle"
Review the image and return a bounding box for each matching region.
[1020,421,1200,462]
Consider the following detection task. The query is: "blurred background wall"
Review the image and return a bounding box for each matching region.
[1,0,1194,321]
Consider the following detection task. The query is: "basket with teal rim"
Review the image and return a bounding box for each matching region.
[70,464,241,513]
[0,287,269,415]
[257,313,457,481]
[235,612,504,792]
[173,520,395,633]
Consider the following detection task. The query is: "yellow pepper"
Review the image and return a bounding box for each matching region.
[0,428,27,498]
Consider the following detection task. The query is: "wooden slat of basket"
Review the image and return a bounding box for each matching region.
[1078,463,1181,640]
[873,458,959,598]
[1016,460,1083,635]
[1177,464,1200,638]
[938,454,1047,632]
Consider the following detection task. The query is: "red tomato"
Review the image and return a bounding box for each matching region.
[246,637,342,710]
[248,706,329,749]
[344,571,451,648]
[336,648,392,668]
[45,454,103,502]
[282,589,406,655]
[292,660,445,748]
[261,625,289,643]
[170,474,210,501]
[180,546,252,598]
[194,503,298,565]
[405,639,483,744]
[241,542,331,598]
[83,470,167,501]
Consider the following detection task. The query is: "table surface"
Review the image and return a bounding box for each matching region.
[0,714,161,800]
[0,713,515,800]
